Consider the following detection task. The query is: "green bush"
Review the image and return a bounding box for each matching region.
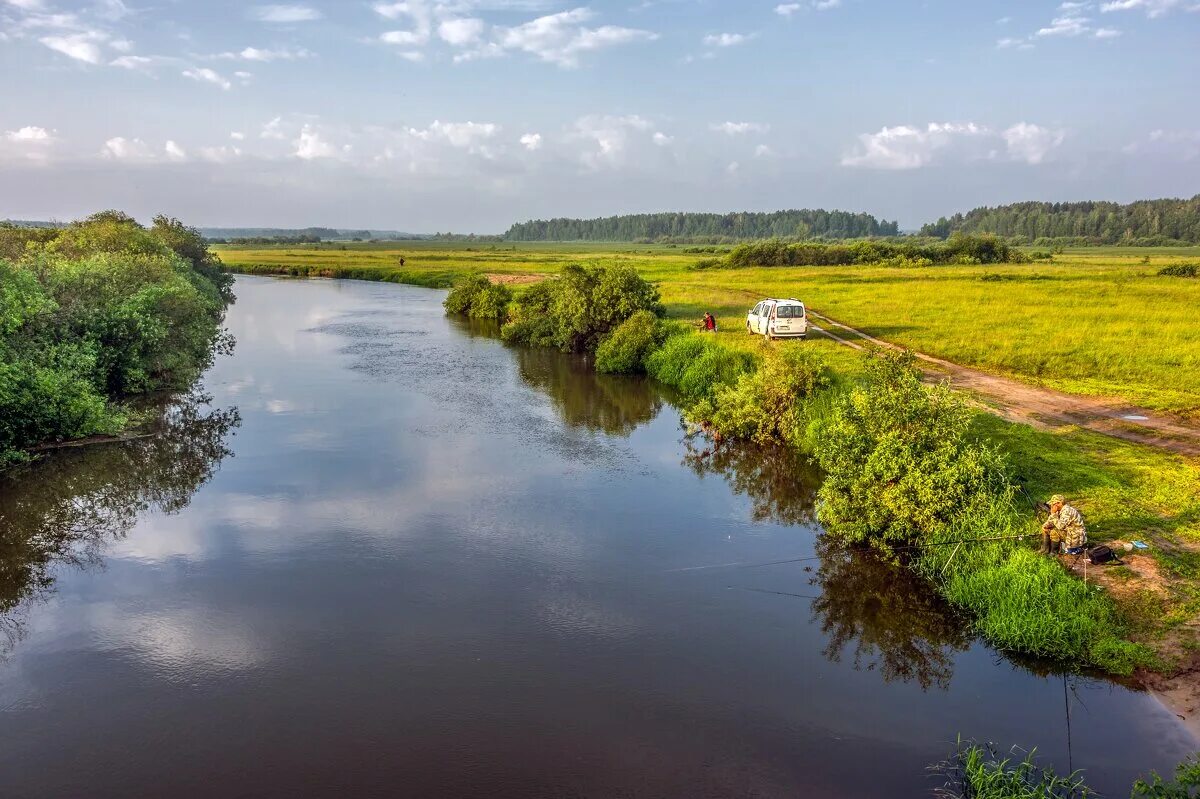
[501,263,661,352]
[814,349,1011,554]
[595,310,665,374]
[468,282,512,320]
[443,273,492,315]
[1157,264,1198,278]
[724,234,1026,268]
[692,347,831,445]
[644,330,755,404]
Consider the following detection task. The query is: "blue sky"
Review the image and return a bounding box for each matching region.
[2,0,1199,231]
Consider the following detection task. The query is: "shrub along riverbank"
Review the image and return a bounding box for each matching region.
[444,268,1154,674]
[0,213,233,466]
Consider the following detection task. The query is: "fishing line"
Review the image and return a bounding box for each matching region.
[666,533,1037,574]
[727,586,821,601]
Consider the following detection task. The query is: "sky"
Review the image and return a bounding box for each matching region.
[1,0,1199,232]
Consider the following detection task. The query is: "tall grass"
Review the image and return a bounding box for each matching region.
[931,741,1094,799]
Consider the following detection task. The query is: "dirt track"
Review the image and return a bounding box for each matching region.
[806,311,1200,458]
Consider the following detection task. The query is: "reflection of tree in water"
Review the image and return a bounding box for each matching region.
[0,394,240,656]
[682,438,819,526]
[515,348,663,436]
[809,539,971,691]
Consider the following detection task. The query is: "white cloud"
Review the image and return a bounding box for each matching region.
[702,32,754,47]
[571,113,654,168]
[1101,0,1200,16]
[652,131,673,146]
[164,140,188,161]
[754,144,775,157]
[841,122,990,169]
[710,121,769,135]
[231,131,246,141]
[493,8,657,68]
[1002,122,1066,164]
[5,125,52,142]
[519,132,543,150]
[218,46,312,61]
[199,145,243,163]
[182,67,232,90]
[39,31,106,63]
[411,120,498,153]
[774,0,839,13]
[439,17,485,45]
[842,121,1064,169]
[293,125,346,160]
[102,136,155,161]
[251,4,322,23]
[110,54,157,69]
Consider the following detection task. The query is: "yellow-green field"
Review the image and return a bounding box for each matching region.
[217,241,1200,418]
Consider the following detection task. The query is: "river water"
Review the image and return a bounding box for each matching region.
[0,275,1194,798]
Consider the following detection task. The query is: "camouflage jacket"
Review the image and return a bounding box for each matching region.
[1048,504,1087,549]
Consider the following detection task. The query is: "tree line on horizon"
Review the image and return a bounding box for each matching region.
[503,210,900,242]
[920,195,1200,245]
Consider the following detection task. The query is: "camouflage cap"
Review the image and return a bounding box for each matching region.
[1049,494,1066,505]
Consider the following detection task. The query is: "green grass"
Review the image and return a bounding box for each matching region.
[218,241,1200,417]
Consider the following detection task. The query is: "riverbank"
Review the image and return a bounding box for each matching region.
[219,257,1200,713]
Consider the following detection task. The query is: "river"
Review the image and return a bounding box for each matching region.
[0,275,1194,798]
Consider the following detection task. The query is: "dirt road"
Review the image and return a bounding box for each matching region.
[806,311,1200,458]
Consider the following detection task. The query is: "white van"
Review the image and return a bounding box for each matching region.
[746,298,808,340]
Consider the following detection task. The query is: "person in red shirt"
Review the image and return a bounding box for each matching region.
[702,312,717,332]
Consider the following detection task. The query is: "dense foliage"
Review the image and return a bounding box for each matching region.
[921,196,1200,244]
[594,310,667,374]
[0,212,233,465]
[504,209,899,242]
[443,273,512,319]
[498,264,661,352]
[813,350,1012,552]
[692,347,831,446]
[721,235,1026,268]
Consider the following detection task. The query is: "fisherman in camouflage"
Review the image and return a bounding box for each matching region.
[1041,494,1087,555]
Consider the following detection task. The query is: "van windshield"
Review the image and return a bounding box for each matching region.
[775,305,804,319]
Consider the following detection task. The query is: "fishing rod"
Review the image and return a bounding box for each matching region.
[665,532,1038,574]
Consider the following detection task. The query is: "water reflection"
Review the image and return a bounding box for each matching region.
[515,348,663,436]
[682,437,819,525]
[0,394,240,655]
[809,541,971,691]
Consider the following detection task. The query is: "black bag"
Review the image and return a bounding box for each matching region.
[1087,545,1117,565]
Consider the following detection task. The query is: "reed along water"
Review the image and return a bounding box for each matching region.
[0,275,1193,798]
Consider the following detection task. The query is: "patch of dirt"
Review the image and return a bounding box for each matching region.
[485,273,544,285]
[806,311,1200,457]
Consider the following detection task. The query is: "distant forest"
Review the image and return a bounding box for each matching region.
[920,196,1200,245]
[503,210,900,242]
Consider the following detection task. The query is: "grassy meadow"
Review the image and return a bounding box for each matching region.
[218,241,1200,417]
